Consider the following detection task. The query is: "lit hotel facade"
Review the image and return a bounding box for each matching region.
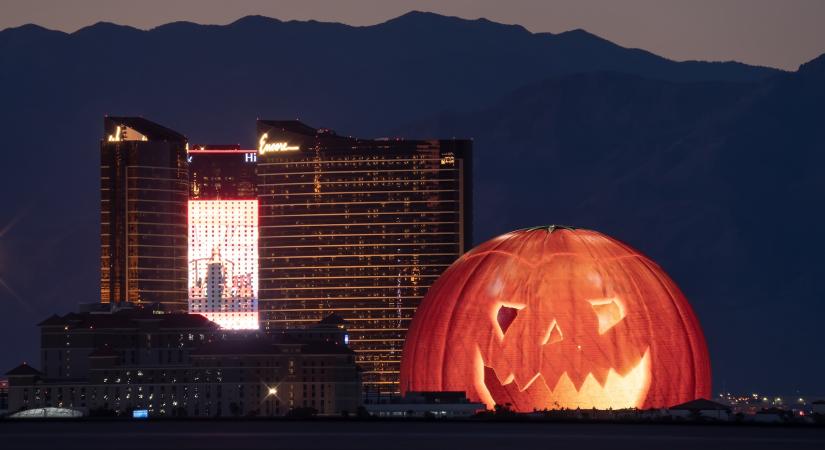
[100,117,189,310]
[255,120,472,394]
[99,117,472,394]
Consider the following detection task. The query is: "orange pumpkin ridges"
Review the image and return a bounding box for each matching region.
[400,226,711,412]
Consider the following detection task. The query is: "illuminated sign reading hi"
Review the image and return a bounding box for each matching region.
[258,133,299,155]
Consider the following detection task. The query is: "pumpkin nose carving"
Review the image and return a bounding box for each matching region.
[542,320,564,345]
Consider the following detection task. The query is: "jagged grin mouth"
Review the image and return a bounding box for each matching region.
[473,346,652,410]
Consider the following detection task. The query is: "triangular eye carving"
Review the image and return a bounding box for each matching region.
[496,305,520,335]
[589,297,626,334]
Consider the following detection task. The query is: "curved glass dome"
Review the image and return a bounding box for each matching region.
[9,407,84,418]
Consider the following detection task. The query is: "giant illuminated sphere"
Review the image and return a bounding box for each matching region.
[400,226,710,411]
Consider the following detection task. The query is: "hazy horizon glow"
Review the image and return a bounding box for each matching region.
[2,0,824,70]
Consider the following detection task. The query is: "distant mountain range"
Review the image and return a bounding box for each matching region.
[0,11,822,394]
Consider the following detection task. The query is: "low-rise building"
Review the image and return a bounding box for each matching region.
[5,307,361,417]
[752,407,789,423]
[667,398,731,421]
[364,391,485,418]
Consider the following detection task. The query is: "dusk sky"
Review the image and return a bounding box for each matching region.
[2,0,824,70]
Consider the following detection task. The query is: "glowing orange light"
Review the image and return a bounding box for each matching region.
[400,226,711,411]
[107,126,122,142]
[106,125,148,142]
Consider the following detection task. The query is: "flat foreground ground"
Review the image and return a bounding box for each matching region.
[2,420,824,450]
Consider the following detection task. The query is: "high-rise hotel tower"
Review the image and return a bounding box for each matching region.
[256,120,472,394]
[100,117,189,309]
[188,145,260,329]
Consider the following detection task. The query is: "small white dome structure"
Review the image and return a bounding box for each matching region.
[9,407,84,419]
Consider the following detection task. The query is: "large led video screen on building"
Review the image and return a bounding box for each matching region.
[188,199,259,329]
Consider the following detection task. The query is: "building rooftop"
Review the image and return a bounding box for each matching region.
[37,309,219,331]
[37,314,64,327]
[403,391,474,404]
[193,338,353,356]
[257,120,323,137]
[669,398,731,411]
[187,144,255,153]
[5,363,42,377]
[104,116,186,142]
[300,342,354,355]
[257,119,472,147]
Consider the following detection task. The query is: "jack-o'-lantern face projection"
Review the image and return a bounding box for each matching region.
[400,226,711,411]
